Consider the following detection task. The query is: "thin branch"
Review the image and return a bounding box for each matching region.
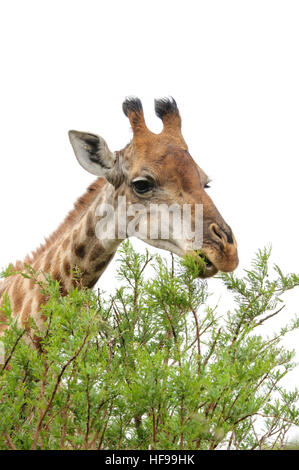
[202,328,222,368]
[5,433,16,450]
[1,330,25,372]
[253,305,285,328]
[191,307,201,374]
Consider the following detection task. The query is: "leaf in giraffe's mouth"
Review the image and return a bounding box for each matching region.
[182,250,219,279]
[196,252,214,269]
[181,251,214,278]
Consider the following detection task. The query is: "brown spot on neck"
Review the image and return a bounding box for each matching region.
[43,246,55,273]
[86,211,95,237]
[89,244,103,262]
[94,261,106,273]
[12,282,25,315]
[94,253,114,273]
[21,298,33,329]
[74,243,86,259]
[63,259,71,277]
[51,271,67,296]
[52,270,61,282]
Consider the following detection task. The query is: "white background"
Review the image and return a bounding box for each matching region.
[1,0,299,437]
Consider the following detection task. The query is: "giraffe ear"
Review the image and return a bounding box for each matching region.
[68,130,116,179]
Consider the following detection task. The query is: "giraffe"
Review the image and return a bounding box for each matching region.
[0,97,238,340]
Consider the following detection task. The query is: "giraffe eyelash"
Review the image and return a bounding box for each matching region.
[131,178,155,195]
[204,178,212,189]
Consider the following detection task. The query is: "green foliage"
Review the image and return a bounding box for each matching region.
[0,242,299,450]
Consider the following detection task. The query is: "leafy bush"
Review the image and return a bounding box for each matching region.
[0,242,299,450]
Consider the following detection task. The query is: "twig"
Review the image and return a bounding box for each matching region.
[1,330,25,372]
[191,307,201,374]
[5,433,16,450]
[202,328,221,368]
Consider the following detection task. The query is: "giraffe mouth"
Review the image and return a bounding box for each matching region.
[194,251,218,278]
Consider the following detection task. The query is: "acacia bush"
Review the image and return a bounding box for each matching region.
[0,241,299,450]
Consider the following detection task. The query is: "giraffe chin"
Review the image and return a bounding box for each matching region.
[198,263,218,278]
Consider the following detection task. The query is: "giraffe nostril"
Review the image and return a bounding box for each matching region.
[210,223,234,245]
[210,223,225,243]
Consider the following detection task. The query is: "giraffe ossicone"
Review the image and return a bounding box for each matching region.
[0,97,238,339]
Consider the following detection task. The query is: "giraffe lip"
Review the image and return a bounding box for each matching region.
[204,257,213,268]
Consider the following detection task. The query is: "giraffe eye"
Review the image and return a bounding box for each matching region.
[132,179,154,195]
[204,184,210,189]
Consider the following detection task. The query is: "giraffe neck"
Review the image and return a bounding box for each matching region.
[52,182,121,292]
[0,178,122,332]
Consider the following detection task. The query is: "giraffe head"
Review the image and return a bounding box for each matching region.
[69,97,238,278]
